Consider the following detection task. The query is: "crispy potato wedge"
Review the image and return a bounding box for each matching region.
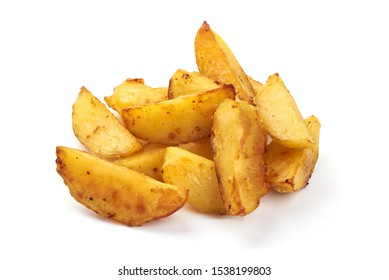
[211,99,268,215]
[168,69,221,99]
[266,115,321,193]
[104,78,168,115]
[113,143,167,181]
[121,84,235,145]
[248,76,263,96]
[56,146,188,226]
[255,73,314,148]
[72,87,142,158]
[178,136,213,160]
[195,21,255,104]
[162,147,225,214]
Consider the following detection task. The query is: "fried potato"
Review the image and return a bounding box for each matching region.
[113,143,167,181]
[255,73,314,148]
[178,136,213,160]
[72,87,142,158]
[121,84,235,145]
[265,115,321,193]
[168,69,221,99]
[56,146,188,226]
[104,78,168,115]
[248,76,263,95]
[162,147,225,214]
[195,21,255,104]
[211,99,268,215]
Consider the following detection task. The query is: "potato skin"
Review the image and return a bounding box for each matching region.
[211,99,268,215]
[56,146,188,226]
[195,21,255,105]
[168,69,221,99]
[104,78,168,114]
[265,115,321,193]
[121,85,235,145]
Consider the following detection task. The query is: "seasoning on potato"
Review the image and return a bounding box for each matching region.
[55,21,320,226]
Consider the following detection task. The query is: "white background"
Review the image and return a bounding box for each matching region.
[1,0,388,279]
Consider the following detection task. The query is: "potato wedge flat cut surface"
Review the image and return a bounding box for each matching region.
[105,78,168,115]
[266,115,321,193]
[162,147,226,215]
[168,69,221,99]
[195,21,255,105]
[72,87,142,158]
[56,146,188,226]
[255,73,314,148]
[113,144,167,182]
[211,99,268,216]
[121,84,235,145]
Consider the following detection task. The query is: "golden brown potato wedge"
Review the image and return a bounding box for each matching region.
[265,115,321,193]
[104,78,168,115]
[178,136,213,160]
[121,84,235,145]
[248,76,263,96]
[255,73,314,148]
[113,143,167,181]
[168,69,221,99]
[162,147,225,214]
[56,146,188,226]
[211,99,268,215]
[72,87,142,158]
[195,21,255,104]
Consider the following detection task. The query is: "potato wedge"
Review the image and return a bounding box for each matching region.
[121,84,235,145]
[72,87,142,158]
[211,99,268,215]
[104,78,168,115]
[195,21,255,104]
[255,73,313,148]
[265,115,321,193]
[168,69,221,99]
[162,147,225,214]
[56,146,188,226]
[113,143,167,181]
[178,136,213,160]
[248,76,263,96]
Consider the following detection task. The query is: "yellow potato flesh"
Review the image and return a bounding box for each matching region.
[195,21,255,104]
[104,78,168,115]
[255,73,314,148]
[162,147,225,215]
[56,146,188,226]
[266,115,321,193]
[211,99,268,215]
[178,136,213,160]
[121,85,235,145]
[72,87,142,158]
[168,69,221,98]
[114,144,167,182]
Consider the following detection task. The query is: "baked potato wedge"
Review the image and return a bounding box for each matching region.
[248,76,263,96]
[72,87,142,158]
[265,115,321,193]
[211,99,268,215]
[168,69,221,99]
[104,78,168,115]
[121,84,235,145]
[255,73,314,148]
[162,147,225,214]
[56,146,188,226]
[178,136,213,160]
[113,143,167,181]
[195,21,255,104]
